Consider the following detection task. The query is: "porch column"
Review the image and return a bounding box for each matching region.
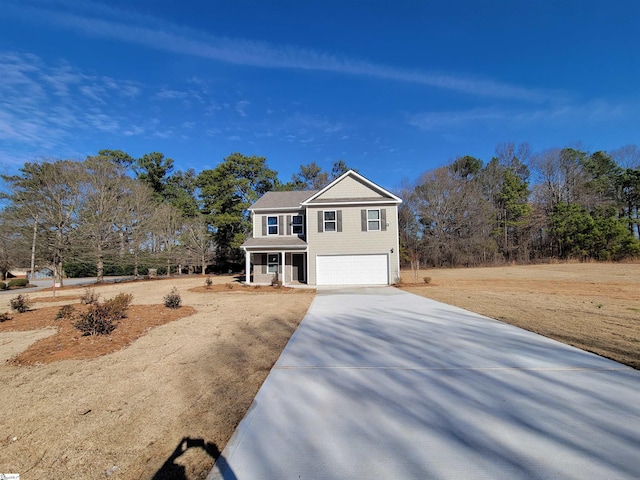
[281,251,286,286]
[245,250,251,285]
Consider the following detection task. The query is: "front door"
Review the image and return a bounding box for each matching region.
[292,254,305,283]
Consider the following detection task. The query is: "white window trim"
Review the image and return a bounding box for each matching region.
[267,216,278,235]
[323,210,337,232]
[367,209,381,231]
[267,253,279,273]
[292,215,304,235]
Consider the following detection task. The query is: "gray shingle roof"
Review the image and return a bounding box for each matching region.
[249,190,319,210]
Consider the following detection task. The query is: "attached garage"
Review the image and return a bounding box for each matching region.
[316,254,389,286]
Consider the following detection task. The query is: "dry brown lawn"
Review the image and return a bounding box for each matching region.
[400,263,640,369]
[0,276,314,479]
[1,263,638,479]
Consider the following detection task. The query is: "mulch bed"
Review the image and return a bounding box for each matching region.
[0,304,196,365]
[189,284,315,294]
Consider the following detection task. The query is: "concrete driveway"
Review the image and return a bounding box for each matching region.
[209,287,640,479]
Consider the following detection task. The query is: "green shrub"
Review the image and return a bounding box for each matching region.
[8,278,28,288]
[80,288,100,305]
[63,262,96,278]
[0,281,6,290]
[163,287,182,309]
[55,305,76,321]
[205,276,213,288]
[10,294,33,313]
[0,312,11,322]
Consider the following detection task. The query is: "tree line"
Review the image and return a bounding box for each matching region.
[1,143,638,284]
[399,143,640,273]
[0,151,349,283]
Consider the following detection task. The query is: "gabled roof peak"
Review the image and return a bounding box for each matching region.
[301,170,401,205]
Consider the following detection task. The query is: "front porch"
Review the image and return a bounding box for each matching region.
[242,235,309,286]
[244,251,308,286]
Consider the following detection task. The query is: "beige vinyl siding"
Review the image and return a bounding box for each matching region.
[252,253,270,284]
[314,175,384,200]
[307,204,400,285]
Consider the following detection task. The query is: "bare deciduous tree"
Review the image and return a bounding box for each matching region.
[153,203,185,276]
[181,214,214,274]
[78,156,132,283]
[3,160,84,287]
[118,182,157,279]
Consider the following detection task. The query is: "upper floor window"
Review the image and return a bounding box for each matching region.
[292,215,304,235]
[367,209,380,231]
[267,216,278,235]
[323,211,336,232]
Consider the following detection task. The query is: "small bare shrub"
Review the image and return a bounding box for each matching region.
[55,305,76,321]
[10,294,32,313]
[226,283,234,290]
[271,273,282,288]
[205,276,213,288]
[73,304,116,336]
[72,293,133,335]
[104,293,134,319]
[163,287,182,309]
[423,276,432,285]
[80,288,100,305]
[0,312,12,322]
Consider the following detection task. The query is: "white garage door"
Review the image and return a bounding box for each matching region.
[316,254,388,286]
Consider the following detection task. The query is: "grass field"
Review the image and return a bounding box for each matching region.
[400,263,640,369]
[0,276,314,479]
[1,263,638,479]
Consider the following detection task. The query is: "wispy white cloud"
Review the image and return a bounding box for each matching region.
[250,112,348,148]
[123,125,145,136]
[85,112,119,132]
[408,108,506,130]
[0,51,150,156]
[156,88,189,100]
[408,98,636,132]
[235,100,250,117]
[5,0,552,103]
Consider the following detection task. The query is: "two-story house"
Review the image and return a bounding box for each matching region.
[241,170,402,286]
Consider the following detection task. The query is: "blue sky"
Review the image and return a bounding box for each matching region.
[1,0,638,189]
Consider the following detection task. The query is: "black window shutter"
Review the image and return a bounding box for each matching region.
[361,209,367,231]
[381,209,387,231]
[279,215,284,235]
[262,216,267,236]
[337,210,342,232]
[261,254,266,274]
[318,211,323,232]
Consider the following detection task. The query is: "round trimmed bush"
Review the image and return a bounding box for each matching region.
[8,278,28,288]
